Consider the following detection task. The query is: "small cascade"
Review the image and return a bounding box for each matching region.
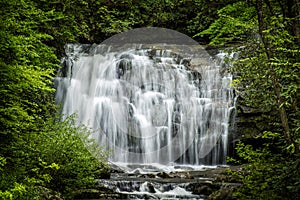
[55,43,235,165]
[99,179,200,199]
[96,163,233,199]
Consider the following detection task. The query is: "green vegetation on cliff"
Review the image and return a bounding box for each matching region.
[202,0,300,199]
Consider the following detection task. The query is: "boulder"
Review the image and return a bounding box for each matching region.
[156,171,171,178]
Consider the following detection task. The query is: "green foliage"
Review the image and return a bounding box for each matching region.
[0,0,243,46]
[200,0,299,143]
[35,116,109,196]
[232,17,299,142]
[197,0,300,199]
[0,0,110,199]
[0,0,59,138]
[186,0,238,42]
[0,116,109,200]
[196,1,257,45]
[0,157,6,171]
[28,0,236,44]
[229,136,300,199]
[201,0,300,199]
[95,0,193,41]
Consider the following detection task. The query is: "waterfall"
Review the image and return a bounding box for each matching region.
[55,43,235,165]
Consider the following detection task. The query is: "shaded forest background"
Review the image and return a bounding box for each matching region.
[0,0,299,199]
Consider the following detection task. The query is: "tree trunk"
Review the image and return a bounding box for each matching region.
[255,0,293,145]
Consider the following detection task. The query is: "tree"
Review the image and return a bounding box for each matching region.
[199,0,300,198]
[196,1,257,45]
[0,0,58,143]
[0,0,109,199]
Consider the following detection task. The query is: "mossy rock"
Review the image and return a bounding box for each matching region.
[208,188,234,200]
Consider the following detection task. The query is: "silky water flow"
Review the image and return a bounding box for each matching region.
[55,44,236,166]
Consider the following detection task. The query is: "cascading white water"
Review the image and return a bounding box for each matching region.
[55,43,235,165]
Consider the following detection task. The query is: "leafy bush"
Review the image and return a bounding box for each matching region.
[195,1,257,45]
[0,116,109,200]
[228,132,300,200]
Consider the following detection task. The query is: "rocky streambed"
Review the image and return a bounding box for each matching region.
[74,163,242,200]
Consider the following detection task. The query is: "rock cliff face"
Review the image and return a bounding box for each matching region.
[230,100,275,156]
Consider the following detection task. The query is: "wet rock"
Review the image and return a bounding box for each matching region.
[140,181,156,194]
[128,173,136,177]
[132,168,141,174]
[169,171,194,179]
[208,188,234,200]
[147,173,156,178]
[73,188,128,199]
[187,181,218,197]
[138,173,156,178]
[130,193,157,199]
[170,172,194,179]
[96,165,242,199]
[174,165,194,170]
[158,186,165,192]
[109,163,125,173]
[182,172,194,179]
[156,171,170,178]
[147,182,156,193]
[192,185,213,196]
[205,45,219,57]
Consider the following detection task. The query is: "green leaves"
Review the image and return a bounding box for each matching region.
[201,0,300,199]
[231,138,300,199]
[0,116,109,199]
[195,1,257,45]
[0,157,6,172]
[0,1,110,199]
[0,0,59,138]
